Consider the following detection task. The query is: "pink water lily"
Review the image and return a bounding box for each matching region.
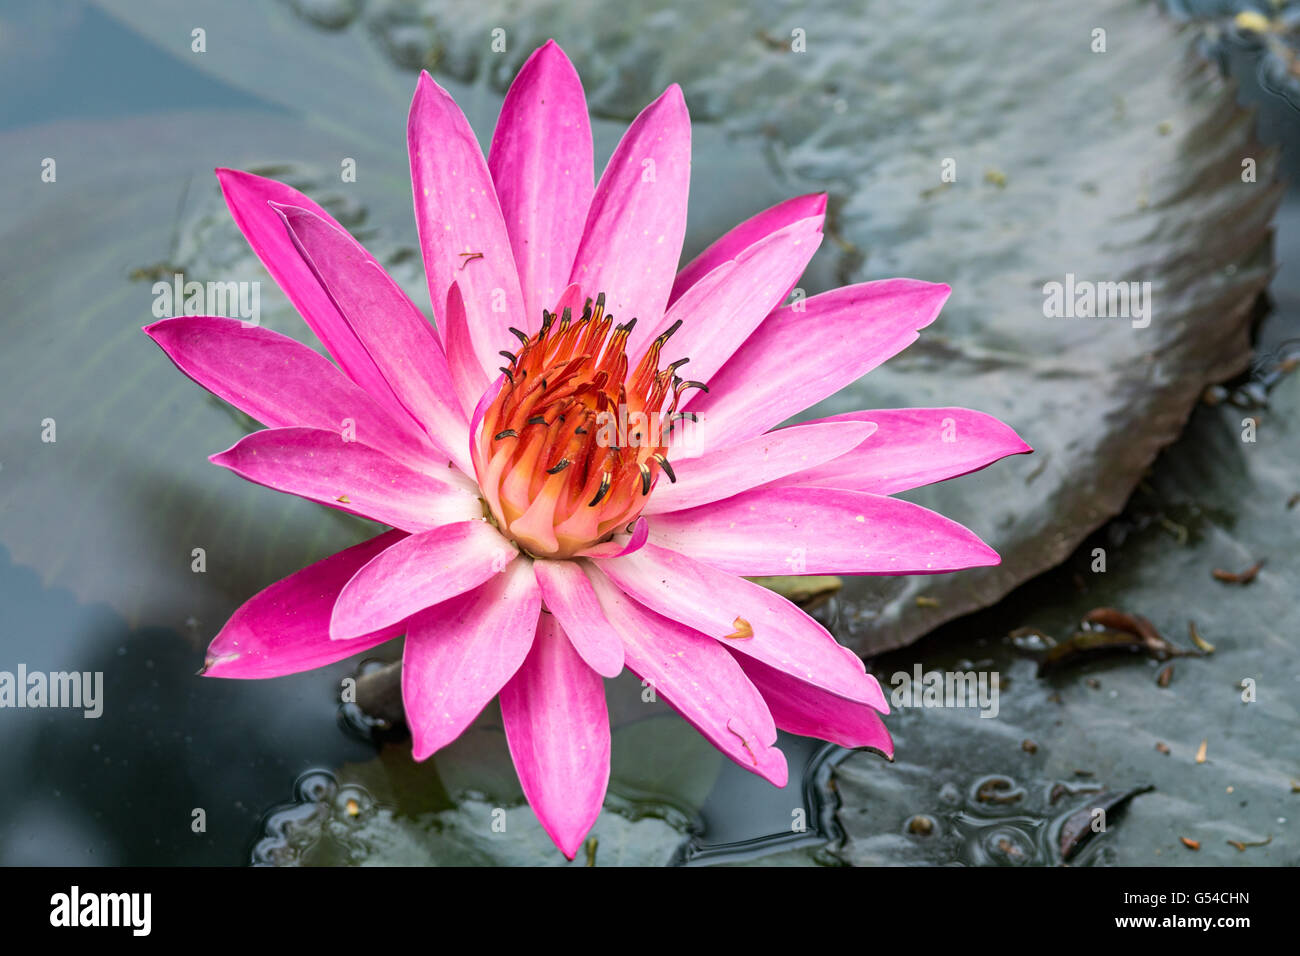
[145,40,1030,859]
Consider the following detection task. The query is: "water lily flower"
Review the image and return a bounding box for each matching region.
[145,40,1030,859]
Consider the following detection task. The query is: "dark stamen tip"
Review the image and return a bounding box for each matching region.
[657,318,684,345]
[588,472,612,507]
[652,453,676,483]
[493,429,518,441]
[638,462,652,495]
[546,458,572,475]
[526,415,547,426]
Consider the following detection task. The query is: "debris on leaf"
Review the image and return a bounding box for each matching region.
[1156,663,1174,687]
[975,777,1023,804]
[996,837,1026,861]
[1158,516,1189,545]
[1188,621,1215,654]
[1058,786,1154,861]
[1195,739,1208,764]
[1226,835,1271,852]
[915,595,941,608]
[1031,607,1196,675]
[906,814,935,835]
[1181,837,1201,851]
[1155,741,1170,755]
[1211,561,1262,584]
[1022,739,1038,754]
[1234,10,1272,34]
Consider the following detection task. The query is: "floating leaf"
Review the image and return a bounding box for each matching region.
[1058,786,1155,862]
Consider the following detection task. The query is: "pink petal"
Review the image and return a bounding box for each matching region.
[647,487,1000,576]
[585,562,787,785]
[734,653,893,756]
[569,85,691,350]
[402,556,541,760]
[669,193,827,305]
[210,426,480,533]
[144,316,444,471]
[636,214,823,382]
[270,202,471,473]
[597,543,885,708]
[408,72,524,383]
[330,520,518,640]
[488,40,594,332]
[202,530,408,679]
[500,612,610,858]
[533,559,625,678]
[769,407,1032,495]
[687,279,951,448]
[643,420,875,515]
[575,516,648,559]
[444,282,489,419]
[215,168,412,424]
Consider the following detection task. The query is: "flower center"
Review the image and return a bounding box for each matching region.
[471,293,702,558]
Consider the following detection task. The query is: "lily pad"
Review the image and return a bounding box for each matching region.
[252,684,728,865]
[92,0,1283,655]
[831,369,1300,865]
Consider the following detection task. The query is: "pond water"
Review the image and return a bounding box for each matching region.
[0,0,1296,865]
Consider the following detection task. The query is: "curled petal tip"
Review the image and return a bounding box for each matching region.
[410,742,435,763]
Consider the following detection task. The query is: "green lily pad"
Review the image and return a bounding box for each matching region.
[832,370,1300,865]
[253,679,725,864]
[91,0,1283,657]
